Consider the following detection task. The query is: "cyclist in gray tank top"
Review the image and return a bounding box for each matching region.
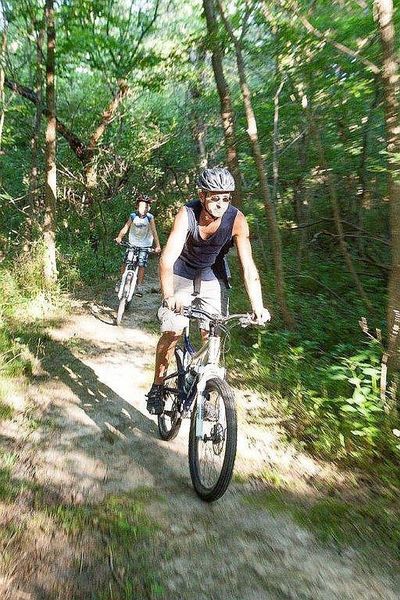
[146,167,271,415]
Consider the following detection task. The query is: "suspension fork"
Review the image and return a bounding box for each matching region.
[195,334,224,438]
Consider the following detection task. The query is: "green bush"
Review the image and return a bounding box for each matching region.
[226,243,398,467]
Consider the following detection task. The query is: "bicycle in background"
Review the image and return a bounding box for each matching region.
[115,241,154,326]
[158,304,263,502]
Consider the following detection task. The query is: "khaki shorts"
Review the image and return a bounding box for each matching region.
[158,274,229,333]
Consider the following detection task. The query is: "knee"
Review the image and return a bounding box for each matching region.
[158,331,180,347]
[200,329,209,342]
[164,331,181,343]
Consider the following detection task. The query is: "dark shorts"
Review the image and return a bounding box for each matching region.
[124,247,149,267]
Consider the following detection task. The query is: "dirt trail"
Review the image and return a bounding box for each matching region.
[1,276,399,599]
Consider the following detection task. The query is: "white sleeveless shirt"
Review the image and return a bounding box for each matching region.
[128,211,154,248]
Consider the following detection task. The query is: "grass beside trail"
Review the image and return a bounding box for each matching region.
[242,474,400,565]
[1,442,165,599]
[48,488,165,599]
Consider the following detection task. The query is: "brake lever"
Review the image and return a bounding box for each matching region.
[239,314,259,328]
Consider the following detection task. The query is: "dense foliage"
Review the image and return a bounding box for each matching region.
[1,0,399,470]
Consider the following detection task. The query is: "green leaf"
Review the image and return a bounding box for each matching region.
[340,405,358,413]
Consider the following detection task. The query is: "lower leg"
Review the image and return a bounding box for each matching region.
[200,329,209,343]
[154,332,180,385]
[137,266,145,285]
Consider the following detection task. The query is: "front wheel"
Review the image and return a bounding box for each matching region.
[116,296,126,326]
[188,377,237,502]
[116,271,134,325]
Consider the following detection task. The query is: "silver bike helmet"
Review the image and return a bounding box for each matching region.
[197,167,235,192]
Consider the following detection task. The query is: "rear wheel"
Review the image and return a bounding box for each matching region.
[188,377,237,502]
[158,355,182,441]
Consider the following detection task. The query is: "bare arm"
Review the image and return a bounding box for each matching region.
[149,218,161,252]
[115,218,132,242]
[159,207,188,300]
[233,213,270,322]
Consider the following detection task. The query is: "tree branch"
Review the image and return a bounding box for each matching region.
[5,77,88,161]
[88,79,129,150]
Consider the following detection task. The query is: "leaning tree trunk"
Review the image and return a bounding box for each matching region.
[375,0,400,362]
[43,0,57,285]
[310,116,372,309]
[83,79,129,208]
[202,0,242,206]
[217,0,294,327]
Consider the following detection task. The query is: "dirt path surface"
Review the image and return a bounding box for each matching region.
[1,276,399,599]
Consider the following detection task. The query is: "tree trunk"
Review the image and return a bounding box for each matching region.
[202,0,242,206]
[358,83,380,211]
[27,21,45,231]
[43,0,57,285]
[310,116,372,309]
[217,0,294,327]
[292,85,311,271]
[294,131,311,271]
[188,49,208,169]
[375,0,400,360]
[0,8,7,151]
[272,77,285,204]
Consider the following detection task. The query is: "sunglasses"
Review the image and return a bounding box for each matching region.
[206,193,231,203]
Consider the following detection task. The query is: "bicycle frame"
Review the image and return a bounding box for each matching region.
[190,333,225,439]
[164,323,226,440]
[118,250,139,301]
[117,245,151,301]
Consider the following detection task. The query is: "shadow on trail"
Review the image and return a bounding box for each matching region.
[0,457,163,600]
[86,300,116,325]
[22,332,192,498]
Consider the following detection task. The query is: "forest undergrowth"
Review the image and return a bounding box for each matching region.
[228,246,400,473]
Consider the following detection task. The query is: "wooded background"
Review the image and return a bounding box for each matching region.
[1,0,399,471]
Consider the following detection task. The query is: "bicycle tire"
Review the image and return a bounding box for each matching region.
[116,297,126,326]
[158,354,182,441]
[127,266,139,302]
[188,377,237,502]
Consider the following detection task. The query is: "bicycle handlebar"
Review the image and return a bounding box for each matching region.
[116,241,156,252]
[180,306,262,327]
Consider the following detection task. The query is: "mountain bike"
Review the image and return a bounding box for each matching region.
[158,305,260,502]
[115,242,154,326]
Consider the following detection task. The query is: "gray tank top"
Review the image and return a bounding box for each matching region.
[173,199,238,283]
